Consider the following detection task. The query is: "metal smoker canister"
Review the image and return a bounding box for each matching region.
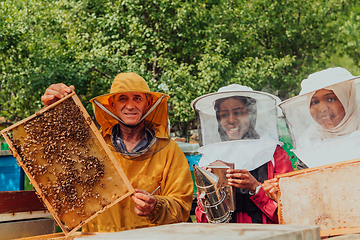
[193,165,231,223]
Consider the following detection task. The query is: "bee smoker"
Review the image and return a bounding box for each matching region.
[193,165,231,223]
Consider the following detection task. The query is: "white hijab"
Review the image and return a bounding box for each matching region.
[307,80,360,139]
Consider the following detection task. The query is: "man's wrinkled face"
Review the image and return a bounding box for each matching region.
[310,89,345,129]
[219,98,250,140]
[109,92,151,126]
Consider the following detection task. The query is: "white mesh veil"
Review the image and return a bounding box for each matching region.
[191,84,282,171]
[279,67,360,168]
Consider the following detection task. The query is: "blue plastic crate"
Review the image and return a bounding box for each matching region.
[0,154,24,191]
[185,154,202,195]
[185,154,201,171]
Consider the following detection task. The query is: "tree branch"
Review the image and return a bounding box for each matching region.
[92,68,111,79]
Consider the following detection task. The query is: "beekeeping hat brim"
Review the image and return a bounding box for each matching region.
[299,67,360,95]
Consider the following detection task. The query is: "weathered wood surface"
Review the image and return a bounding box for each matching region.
[277,158,360,237]
[0,190,46,213]
[75,223,320,240]
[1,218,55,240]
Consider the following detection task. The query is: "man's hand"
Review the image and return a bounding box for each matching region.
[131,189,157,216]
[262,178,279,201]
[226,169,260,193]
[41,83,75,106]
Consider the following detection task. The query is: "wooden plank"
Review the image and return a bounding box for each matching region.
[276,157,360,179]
[0,150,11,156]
[0,191,46,213]
[14,232,98,240]
[277,158,360,237]
[73,222,320,240]
[0,92,135,236]
[1,218,55,240]
[0,211,51,222]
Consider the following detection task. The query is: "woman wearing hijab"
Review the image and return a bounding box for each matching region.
[192,84,293,224]
[301,78,360,145]
[279,67,360,170]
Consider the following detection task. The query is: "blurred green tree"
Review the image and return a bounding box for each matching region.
[0,0,358,137]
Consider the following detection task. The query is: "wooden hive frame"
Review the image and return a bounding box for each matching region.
[276,158,360,237]
[1,92,135,236]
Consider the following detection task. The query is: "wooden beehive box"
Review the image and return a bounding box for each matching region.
[277,158,360,237]
[0,92,135,236]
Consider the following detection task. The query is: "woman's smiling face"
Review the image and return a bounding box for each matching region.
[310,89,345,129]
[219,98,250,140]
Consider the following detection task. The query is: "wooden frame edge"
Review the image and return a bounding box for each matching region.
[276,157,360,179]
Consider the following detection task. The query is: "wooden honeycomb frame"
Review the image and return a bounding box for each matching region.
[1,92,135,236]
[277,158,360,237]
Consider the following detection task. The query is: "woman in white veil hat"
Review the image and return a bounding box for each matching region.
[192,84,293,224]
[300,70,359,142]
[280,67,360,169]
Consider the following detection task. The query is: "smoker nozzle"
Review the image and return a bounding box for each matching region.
[193,165,219,188]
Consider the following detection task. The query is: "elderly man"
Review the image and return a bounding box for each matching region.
[41,73,193,232]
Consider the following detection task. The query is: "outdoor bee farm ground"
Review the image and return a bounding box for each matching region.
[0,92,134,236]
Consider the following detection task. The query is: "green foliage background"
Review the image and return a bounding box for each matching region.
[1,0,360,136]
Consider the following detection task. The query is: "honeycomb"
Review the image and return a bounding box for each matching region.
[1,93,134,235]
[277,159,360,237]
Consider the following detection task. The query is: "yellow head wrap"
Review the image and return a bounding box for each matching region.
[90,73,169,138]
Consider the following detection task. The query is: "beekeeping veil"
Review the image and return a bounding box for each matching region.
[191,84,282,171]
[279,67,360,168]
[90,72,170,157]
